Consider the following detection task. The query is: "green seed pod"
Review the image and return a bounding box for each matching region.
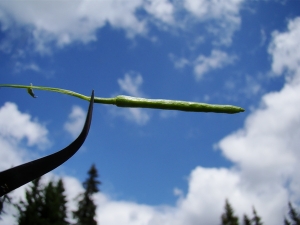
[115,95,244,114]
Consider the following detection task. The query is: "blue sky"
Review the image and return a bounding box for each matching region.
[1,0,300,224]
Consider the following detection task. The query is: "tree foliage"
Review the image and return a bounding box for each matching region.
[221,200,264,225]
[73,164,101,225]
[252,207,263,225]
[285,202,300,225]
[16,177,69,225]
[221,199,239,225]
[40,179,69,225]
[243,215,251,225]
[16,177,45,225]
[14,164,101,224]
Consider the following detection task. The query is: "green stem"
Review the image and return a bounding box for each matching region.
[0,84,245,114]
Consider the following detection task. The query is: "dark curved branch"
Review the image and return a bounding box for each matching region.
[0,90,94,197]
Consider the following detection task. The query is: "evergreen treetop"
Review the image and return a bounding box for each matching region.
[73,164,101,225]
[41,179,69,225]
[16,177,44,225]
[221,199,239,225]
[285,202,300,225]
[243,214,251,225]
[83,164,101,196]
[252,207,263,225]
[15,177,69,225]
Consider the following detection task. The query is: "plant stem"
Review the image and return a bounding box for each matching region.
[0,84,245,114]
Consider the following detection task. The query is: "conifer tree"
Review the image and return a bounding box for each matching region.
[284,202,300,225]
[252,207,263,225]
[56,179,69,224]
[221,199,239,225]
[16,177,69,225]
[41,179,69,225]
[243,214,251,225]
[73,164,101,225]
[16,177,44,225]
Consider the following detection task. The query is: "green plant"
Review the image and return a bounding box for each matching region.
[0,83,244,114]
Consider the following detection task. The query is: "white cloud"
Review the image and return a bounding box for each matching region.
[183,0,242,20]
[95,196,156,225]
[183,0,243,45]
[217,77,300,213]
[193,50,236,80]
[221,82,300,164]
[0,102,49,150]
[169,53,190,69]
[110,106,150,126]
[113,72,150,125]
[86,166,287,225]
[268,17,300,77]
[64,105,86,138]
[0,0,244,55]
[175,167,282,225]
[0,101,50,174]
[60,175,85,224]
[125,108,150,125]
[0,0,147,54]
[144,0,175,24]
[0,136,24,172]
[217,15,300,222]
[1,166,288,225]
[174,58,190,69]
[236,75,262,98]
[78,0,147,38]
[118,72,144,97]
[14,61,41,73]
[169,50,236,80]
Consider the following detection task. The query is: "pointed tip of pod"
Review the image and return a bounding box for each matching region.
[233,107,245,114]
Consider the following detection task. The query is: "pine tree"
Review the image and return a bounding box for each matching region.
[56,179,69,224]
[15,177,69,225]
[243,214,251,225]
[73,164,101,225]
[221,199,239,225]
[252,207,263,225]
[284,202,300,225]
[16,177,44,225]
[41,179,69,225]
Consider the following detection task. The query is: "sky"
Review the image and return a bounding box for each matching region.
[0,0,300,224]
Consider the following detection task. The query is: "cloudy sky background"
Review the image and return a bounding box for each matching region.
[1,0,300,224]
